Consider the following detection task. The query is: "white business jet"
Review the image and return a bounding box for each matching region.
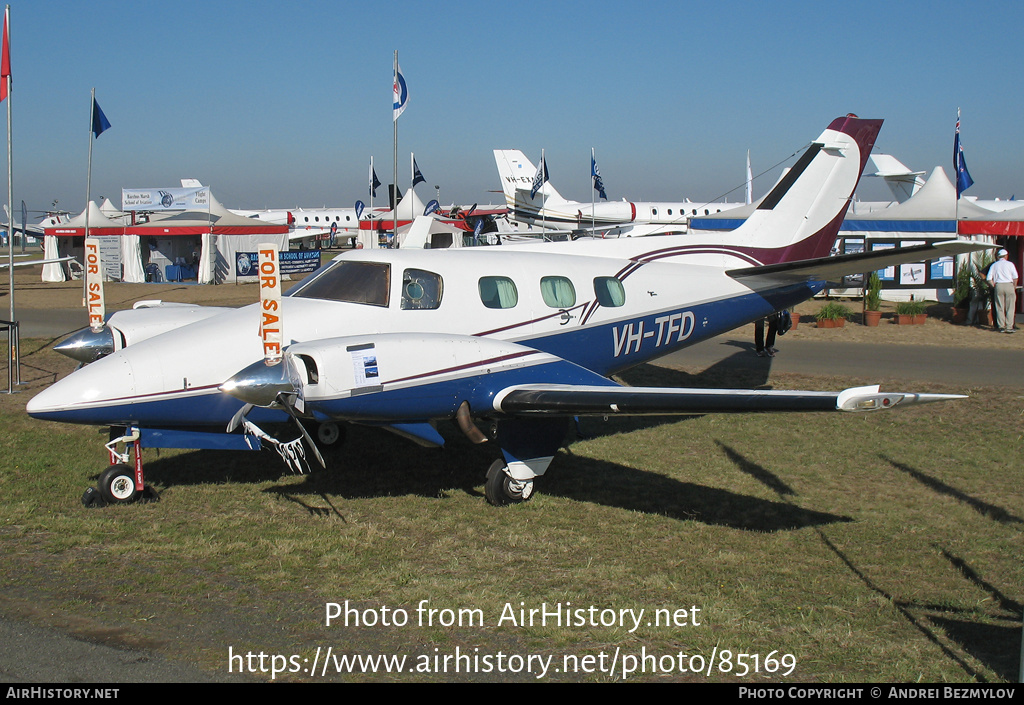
[494,149,741,237]
[29,115,988,507]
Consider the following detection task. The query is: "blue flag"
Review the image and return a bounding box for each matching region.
[954,111,973,198]
[91,97,111,138]
[592,151,607,200]
[370,165,381,198]
[412,157,425,187]
[355,200,365,220]
[530,155,549,199]
[423,199,439,216]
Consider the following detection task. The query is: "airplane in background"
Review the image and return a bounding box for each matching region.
[865,153,927,202]
[171,180,364,248]
[863,154,1018,212]
[29,115,989,508]
[231,206,362,247]
[494,149,742,237]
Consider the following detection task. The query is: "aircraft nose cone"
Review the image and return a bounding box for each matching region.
[219,358,294,407]
[53,326,115,363]
[27,353,136,423]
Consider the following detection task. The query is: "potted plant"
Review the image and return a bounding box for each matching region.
[815,301,850,328]
[863,271,882,326]
[894,299,925,325]
[968,253,994,326]
[952,263,972,324]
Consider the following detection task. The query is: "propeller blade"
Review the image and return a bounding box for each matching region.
[277,392,326,469]
[226,403,253,433]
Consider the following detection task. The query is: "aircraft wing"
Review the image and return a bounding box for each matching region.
[726,240,992,286]
[494,383,962,415]
[1,222,45,237]
[0,256,75,269]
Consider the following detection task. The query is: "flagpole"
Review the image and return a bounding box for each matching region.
[5,5,12,328]
[84,88,95,308]
[541,148,546,235]
[4,4,14,392]
[392,50,398,247]
[368,156,374,249]
[591,148,596,233]
[955,108,961,235]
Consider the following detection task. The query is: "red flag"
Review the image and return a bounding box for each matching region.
[0,8,9,103]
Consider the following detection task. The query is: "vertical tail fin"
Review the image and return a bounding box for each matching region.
[694,115,882,265]
[493,149,571,217]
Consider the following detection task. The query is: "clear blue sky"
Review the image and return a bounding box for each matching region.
[9,0,1024,218]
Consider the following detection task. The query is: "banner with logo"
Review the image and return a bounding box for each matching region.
[236,250,321,278]
[122,187,210,211]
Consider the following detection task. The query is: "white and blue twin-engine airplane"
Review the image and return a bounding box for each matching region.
[29,115,988,506]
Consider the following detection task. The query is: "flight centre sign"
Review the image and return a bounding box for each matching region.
[122,187,210,211]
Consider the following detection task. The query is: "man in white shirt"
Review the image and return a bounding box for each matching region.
[986,249,1019,333]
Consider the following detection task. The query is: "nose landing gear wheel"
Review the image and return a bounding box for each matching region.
[484,459,534,506]
[97,464,138,505]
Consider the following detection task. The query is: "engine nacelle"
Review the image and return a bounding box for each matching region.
[283,333,586,421]
[54,302,234,363]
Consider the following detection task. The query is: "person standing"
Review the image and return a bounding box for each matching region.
[754,313,780,357]
[986,249,1019,333]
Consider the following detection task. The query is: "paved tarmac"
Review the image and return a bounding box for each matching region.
[12,306,92,339]
[661,336,1024,388]
[0,615,224,683]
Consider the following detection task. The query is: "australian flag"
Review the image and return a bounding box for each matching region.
[592,150,607,200]
[954,110,974,198]
[530,155,549,199]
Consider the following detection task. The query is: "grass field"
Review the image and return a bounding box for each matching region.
[0,339,1021,682]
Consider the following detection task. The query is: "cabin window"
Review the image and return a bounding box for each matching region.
[667,209,673,216]
[594,277,626,307]
[652,208,658,216]
[290,260,390,307]
[401,268,443,310]
[540,276,576,308]
[479,276,518,309]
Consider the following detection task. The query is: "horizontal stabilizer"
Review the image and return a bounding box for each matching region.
[726,240,993,286]
[494,384,964,416]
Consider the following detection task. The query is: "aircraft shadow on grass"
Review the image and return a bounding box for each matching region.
[133,414,850,533]
[721,439,1021,682]
[881,454,1024,526]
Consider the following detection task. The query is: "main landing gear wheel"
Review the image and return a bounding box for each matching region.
[484,459,535,506]
[316,422,343,447]
[97,464,138,505]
